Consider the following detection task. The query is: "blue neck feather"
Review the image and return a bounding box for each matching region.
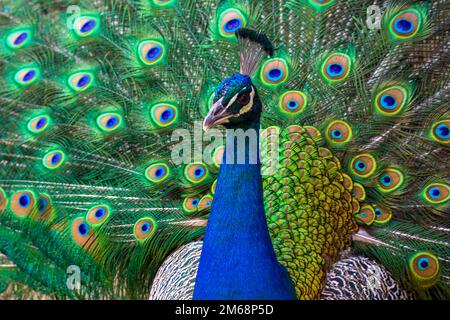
[193,116,296,300]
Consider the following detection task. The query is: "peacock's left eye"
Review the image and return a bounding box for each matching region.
[145,162,171,183]
[134,217,157,242]
[68,71,94,92]
[431,120,449,144]
[138,40,165,65]
[42,150,66,169]
[321,53,351,83]
[27,115,50,134]
[390,10,422,40]
[14,67,40,86]
[87,205,110,226]
[72,16,100,37]
[409,252,440,288]
[219,9,246,38]
[237,92,250,105]
[7,29,32,49]
[377,168,404,193]
[422,183,449,205]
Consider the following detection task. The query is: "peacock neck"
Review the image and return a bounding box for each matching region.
[193,117,296,300]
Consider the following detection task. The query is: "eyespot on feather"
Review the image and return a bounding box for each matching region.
[6,29,32,49]
[373,206,392,226]
[321,53,351,83]
[145,162,171,183]
[218,9,246,38]
[153,0,176,6]
[27,115,50,134]
[10,190,36,218]
[389,9,422,40]
[421,183,449,205]
[430,120,449,144]
[350,154,377,178]
[32,193,53,221]
[72,16,100,37]
[325,120,352,144]
[308,0,335,9]
[42,150,66,170]
[14,67,40,86]
[71,217,95,247]
[0,188,7,213]
[352,183,366,201]
[409,252,440,288]
[374,86,408,115]
[198,194,213,211]
[138,40,165,65]
[96,113,122,132]
[377,168,404,193]
[86,205,110,227]
[184,163,209,184]
[213,146,224,168]
[279,91,307,115]
[183,196,200,213]
[68,71,94,92]
[261,58,288,86]
[134,217,157,242]
[355,205,375,226]
[150,103,178,128]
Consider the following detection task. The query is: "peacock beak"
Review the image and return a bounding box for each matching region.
[203,97,234,131]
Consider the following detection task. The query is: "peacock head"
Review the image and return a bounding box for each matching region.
[203,28,273,131]
[203,73,261,131]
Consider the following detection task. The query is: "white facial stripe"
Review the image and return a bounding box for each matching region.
[239,86,255,115]
[225,91,240,109]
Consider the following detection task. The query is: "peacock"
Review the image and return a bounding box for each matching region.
[0,0,448,300]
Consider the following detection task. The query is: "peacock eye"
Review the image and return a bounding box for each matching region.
[237,92,250,105]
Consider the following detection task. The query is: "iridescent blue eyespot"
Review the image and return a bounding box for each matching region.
[326,64,344,77]
[331,130,342,138]
[138,40,165,65]
[224,18,242,33]
[6,29,32,49]
[194,167,205,179]
[19,194,30,208]
[355,161,366,171]
[68,71,94,92]
[78,222,89,236]
[14,67,40,86]
[219,9,247,38]
[141,221,151,233]
[418,257,430,270]
[394,19,413,34]
[435,124,449,139]
[380,94,397,109]
[37,197,46,212]
[72,16,100,37]
[374,208,382,217]
[428,187,441,199]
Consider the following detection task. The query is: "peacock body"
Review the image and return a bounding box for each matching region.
[0,0,448,300]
